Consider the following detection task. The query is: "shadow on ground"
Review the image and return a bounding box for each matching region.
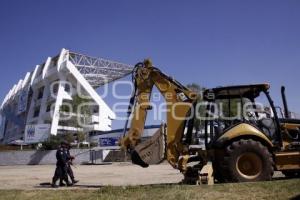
[36,183,104,189]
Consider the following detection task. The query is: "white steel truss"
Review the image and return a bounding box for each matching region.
[68,51,133,88]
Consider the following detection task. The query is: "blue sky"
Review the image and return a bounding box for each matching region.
[0,0,299,129]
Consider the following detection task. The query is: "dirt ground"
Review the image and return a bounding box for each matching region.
[0,162,284,190]
[0,163,183,189]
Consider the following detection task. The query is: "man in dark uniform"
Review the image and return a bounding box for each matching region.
[51,141,73,188]
[59,143,79,186]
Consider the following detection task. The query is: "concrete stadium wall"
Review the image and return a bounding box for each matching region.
[0,149,91,165]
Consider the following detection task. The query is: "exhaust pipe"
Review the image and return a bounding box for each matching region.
[281,86,290,118]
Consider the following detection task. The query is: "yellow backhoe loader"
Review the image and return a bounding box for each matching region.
[120,59,300,184]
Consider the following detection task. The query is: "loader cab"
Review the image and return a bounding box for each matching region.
[202,83,283,148]
[201,84,300,182]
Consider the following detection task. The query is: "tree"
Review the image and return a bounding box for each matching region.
[72,95,92,126]
[58,94,93,148]
[63,133,74,144]
[77,132,86,143]
[59,94,93,128]
[42,134,75,150]
[42,135,63,150]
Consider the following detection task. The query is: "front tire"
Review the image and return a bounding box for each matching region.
[219,139,274,182]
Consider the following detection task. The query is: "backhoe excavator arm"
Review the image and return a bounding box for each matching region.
[120,59,198,171]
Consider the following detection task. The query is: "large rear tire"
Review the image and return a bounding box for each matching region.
[218,139,274,182]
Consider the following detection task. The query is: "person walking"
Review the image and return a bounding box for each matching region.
[59,143,79,186]
[51,141,73,188]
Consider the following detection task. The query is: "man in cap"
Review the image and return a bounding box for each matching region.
[59,143,79,186]
[51,141,73,187]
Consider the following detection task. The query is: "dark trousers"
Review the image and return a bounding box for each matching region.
[67,165,75,180]
[60,164,75,183]
[52,165,68,185]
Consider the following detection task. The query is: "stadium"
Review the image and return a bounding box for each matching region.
[0,49,132,144]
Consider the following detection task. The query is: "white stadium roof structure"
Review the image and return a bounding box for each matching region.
[68,51,133,88]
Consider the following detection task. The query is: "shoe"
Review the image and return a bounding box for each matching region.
[51,184,58,188]
[59,182,66,186]
[72,180,79,184]
[66,182,73,187]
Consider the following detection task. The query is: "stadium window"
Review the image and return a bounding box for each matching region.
[46,103,52,112]
[37,86,44,99]
[53,83,59,94]
[33,106,40,118]
[65,84,70,93]
[93,106,99,113]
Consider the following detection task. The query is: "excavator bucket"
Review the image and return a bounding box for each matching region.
[131,125,166,167]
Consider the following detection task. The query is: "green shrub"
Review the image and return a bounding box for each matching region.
[41,135,63,150]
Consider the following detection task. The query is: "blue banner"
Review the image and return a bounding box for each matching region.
[99,137,119,147]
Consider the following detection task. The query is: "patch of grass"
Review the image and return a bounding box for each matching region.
[0,179,299,200]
